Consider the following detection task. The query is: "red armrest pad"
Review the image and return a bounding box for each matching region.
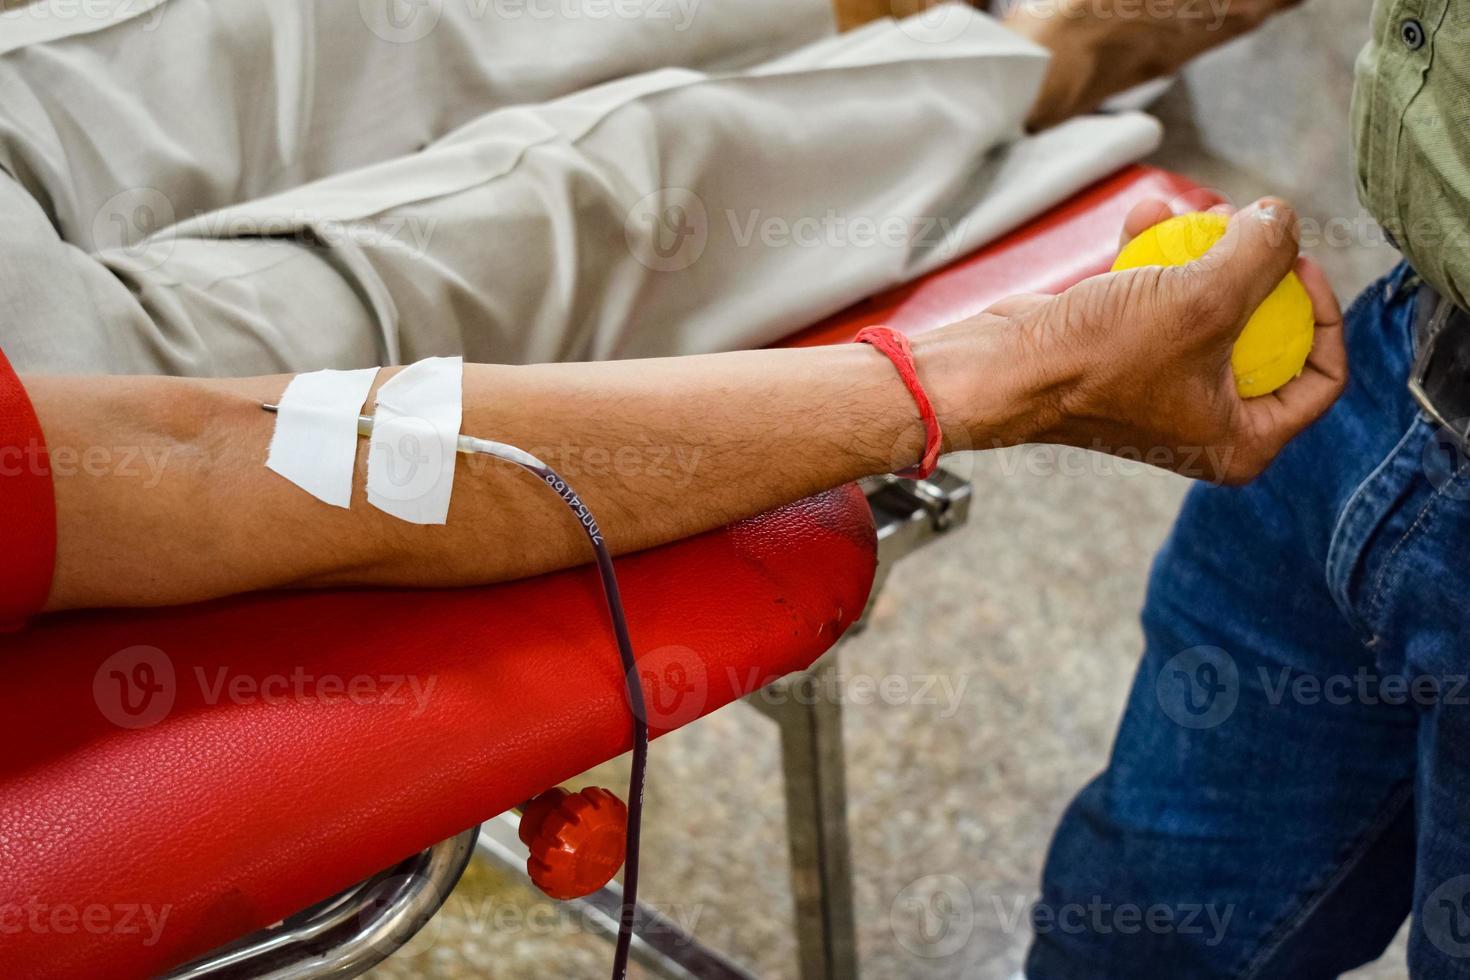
[0,347,55,629]
[0,487,876,980]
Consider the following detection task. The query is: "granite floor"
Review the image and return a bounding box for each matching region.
[367,1,1413,976]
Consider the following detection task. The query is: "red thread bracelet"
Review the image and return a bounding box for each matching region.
[854,326,942,480]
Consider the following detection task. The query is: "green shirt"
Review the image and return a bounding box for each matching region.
[1354,0,1470,309]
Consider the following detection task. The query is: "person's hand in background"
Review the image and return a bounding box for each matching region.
[970,197,1346,484]
[830,0,1301,128]
[1004,0,1304,128]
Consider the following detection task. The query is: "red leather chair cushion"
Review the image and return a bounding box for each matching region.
[0,164,1202,980]
[0,487,876,980]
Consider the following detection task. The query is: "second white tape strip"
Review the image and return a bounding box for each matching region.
[367,356,464,526]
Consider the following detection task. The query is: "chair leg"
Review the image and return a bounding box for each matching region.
[768,654,860,980]
[750,468,972,979]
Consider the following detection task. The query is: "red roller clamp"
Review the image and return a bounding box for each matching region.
[520,787,629,900]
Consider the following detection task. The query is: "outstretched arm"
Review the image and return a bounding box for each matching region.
[30,200,1344,613]
[29,330,1033,610]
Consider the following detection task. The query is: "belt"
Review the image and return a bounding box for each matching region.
[1411,283,1470,451]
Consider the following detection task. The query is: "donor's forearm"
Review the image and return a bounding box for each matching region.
[29,324,1037,612]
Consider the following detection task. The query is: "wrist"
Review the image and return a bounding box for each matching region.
[911,312,1073,454]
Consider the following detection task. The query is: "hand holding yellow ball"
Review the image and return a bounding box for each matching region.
[1112,211,1316,398]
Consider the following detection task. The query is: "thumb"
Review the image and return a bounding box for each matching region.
[1186,198,1301,324]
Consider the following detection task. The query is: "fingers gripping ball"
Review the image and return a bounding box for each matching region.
[1112,211,1315,398]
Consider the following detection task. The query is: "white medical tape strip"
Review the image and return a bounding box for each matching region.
[266,367,381,508]
[367,356,464,526]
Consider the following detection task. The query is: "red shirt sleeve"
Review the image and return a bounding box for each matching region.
[0,348,55,629]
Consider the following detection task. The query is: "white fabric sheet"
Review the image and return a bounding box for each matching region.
[0,1,1161,377]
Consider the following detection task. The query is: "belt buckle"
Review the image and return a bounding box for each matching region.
[1410,295,1470,453]
[1410,339,1452,430]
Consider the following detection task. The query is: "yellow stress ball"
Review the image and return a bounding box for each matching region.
[1111,211,1315,398]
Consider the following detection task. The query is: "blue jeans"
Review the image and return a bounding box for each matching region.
[1027,263,1470,980]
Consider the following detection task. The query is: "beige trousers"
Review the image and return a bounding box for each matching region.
[0,0,1159,376]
